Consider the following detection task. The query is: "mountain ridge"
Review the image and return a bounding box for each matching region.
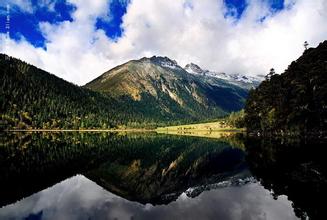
[85,56,252,119]
[1,53,256,129]
[184,62,262,89]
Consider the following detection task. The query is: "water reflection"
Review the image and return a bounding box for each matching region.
[0,132,321,219]
[245,137,327,220]
[84,135,248,204]
[0,132,247,207]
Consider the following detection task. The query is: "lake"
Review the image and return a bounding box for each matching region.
[0,131,325,220]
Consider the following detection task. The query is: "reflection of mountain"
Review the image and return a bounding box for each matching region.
[0,132,246,207]
[245,138,327,220]
[85,137,247,204]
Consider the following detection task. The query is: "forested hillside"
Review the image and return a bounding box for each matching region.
[245,41,327,136]
[0,54,131,129]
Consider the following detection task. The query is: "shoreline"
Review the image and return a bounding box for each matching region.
[2,122,244,133]
[2,128,243,133]
[156,128,245,132]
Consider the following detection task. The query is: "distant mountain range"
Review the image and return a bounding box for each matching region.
[0,54,260,129]
[184,62,262,90]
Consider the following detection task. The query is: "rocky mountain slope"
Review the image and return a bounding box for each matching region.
[85,56,252,122]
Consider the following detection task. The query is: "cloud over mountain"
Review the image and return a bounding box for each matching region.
[1,0,327,85]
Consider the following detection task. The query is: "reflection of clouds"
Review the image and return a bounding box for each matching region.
[0,175,298,220]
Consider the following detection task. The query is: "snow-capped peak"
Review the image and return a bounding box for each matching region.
[150,56,180,69]
[184,63,228,79]
[184,63,207,75]
[184,62,263,88]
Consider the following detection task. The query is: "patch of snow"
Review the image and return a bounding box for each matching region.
[150,56,182,70]
[184,63,263,87]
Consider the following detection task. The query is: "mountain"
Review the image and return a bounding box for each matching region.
[0,54,253,129]
[245,40,327,136]
[85,56,250,122]
[184,63,262,90]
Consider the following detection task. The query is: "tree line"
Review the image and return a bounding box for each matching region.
[244,41,327,137]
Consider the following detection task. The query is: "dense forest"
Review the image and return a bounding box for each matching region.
[0,54,137,129]
[245,41,327,137]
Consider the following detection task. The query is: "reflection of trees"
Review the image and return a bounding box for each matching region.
[245,137,327,220]
[0,132,246,206]
[0,132,120,206]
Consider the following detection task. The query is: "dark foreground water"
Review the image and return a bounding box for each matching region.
[0,132,325,220]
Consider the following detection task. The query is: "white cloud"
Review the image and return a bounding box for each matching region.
[1,0,327,85]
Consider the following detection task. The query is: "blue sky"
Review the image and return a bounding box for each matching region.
[0,0,129,47]
[0,0,326,85]
[96,0,130,41]
[0,0,76,47]
[0,0,285,49]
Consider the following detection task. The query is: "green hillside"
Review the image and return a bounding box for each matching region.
[0,54,130,129]
[245,40,327,136]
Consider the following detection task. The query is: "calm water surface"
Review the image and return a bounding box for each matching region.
[0,132,325,220]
